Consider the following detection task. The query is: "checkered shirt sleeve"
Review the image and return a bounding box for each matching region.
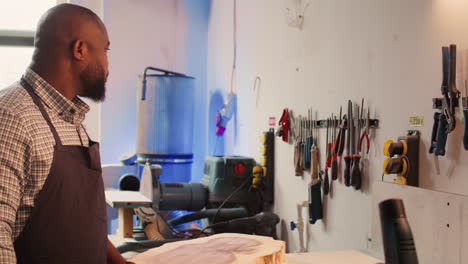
[0,109,31,263]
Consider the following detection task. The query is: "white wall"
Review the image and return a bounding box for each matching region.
[101,0,178,164]
[78,0,468,260]
[71,0,104,141]
[100,0,210,183]
[206,0,468,258]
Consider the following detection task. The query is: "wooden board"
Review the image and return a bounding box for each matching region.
[128,233,285,264]
[285,251,382,264]
[105,189,152,208]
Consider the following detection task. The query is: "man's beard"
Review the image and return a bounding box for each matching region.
[79,61,107,102]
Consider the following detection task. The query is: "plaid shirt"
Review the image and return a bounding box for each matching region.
[0,69,91,263]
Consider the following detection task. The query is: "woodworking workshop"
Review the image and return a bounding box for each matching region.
[2,0,468,263]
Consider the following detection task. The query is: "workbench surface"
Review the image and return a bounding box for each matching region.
[285,250,383,264]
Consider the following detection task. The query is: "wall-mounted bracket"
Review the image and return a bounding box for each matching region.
[313,119,379,128]
[432,97,468,110]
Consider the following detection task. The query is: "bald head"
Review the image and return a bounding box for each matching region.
[30,3,110,102]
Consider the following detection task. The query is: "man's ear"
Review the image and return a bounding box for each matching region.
[71,40,88,61]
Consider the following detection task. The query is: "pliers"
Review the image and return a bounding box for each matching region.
[358,108,370,154]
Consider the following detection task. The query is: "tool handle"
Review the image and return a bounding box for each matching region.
[429,112,440,154]
[326,143,333,168]
[333,129,342,154]
[303,138,312,169]
[449,44,457,94]
[311,147,318,180]
[435,114,448,156]
[295,144,303,176]
[323,169,330,195]
[441,46,450,94]
[351,155,362,190]
[331,154,338,180]
[308,181,323,224]
[464,110,468,151]
[344,156,352,187]
[338,126,346,156]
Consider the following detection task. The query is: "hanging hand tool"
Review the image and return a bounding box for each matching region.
[433,45,460,156]
[309,172,323,224]
[428,112,441,154]
[444,45,460,133]
[303,110,313,170]
[335,106,347,156]
[293,115,304,176]
[331,115,339,180]
[344,101,353,187]
[311,114,319,181]
[359,107,371,154]
[300,117,307,169]
[435,113,448,156]
[463,82,468,150]
[431,46,450,156]
[326,116,333,169]
[351,100,363,190]
[277,108,290,142]
[337,117,347,156]
[323,118,330,195]
[430,46,450,156]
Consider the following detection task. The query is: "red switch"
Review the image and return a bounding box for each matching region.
[233,163,245,175]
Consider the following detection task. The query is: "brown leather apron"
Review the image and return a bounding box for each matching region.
[14,79,107,264]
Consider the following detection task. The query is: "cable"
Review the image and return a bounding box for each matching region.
[212,177,250,224]
[156,211,187,238]
[194,176,251,238]
[194,224,215,238]
[229,0,237,94]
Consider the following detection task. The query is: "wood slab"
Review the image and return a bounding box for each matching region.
[128,233,286,264]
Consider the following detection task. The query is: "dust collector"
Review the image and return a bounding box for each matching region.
[136,66,195,183]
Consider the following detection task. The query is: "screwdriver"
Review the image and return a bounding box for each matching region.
[326,116,333,168]
[351,100,363,190]
[311,115,319,180]
[331,116,339,180]
[303,111,313,169]
[323,118,330,195]
[464,82,468,150]
[344,101,353,187]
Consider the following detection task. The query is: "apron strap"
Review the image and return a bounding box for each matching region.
[20,78,63,146]
[81,124,95,143]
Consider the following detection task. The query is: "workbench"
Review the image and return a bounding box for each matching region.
[285,251,383,264]
[113,243,384,264]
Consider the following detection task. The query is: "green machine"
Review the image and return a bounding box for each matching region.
[202,156,258,213]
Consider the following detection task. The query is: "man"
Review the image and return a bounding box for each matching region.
[0,4,130,264]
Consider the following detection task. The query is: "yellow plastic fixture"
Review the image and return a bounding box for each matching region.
[400,140,408,156]
[383,158,391,174]
[383,140,394,157]
[393,175,407,185]
[400,156,408,176]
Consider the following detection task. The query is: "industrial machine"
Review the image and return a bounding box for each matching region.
[106,67,277,253]
[106,156,277,253]
[136,66,195,182]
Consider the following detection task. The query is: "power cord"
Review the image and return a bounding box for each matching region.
[194,176,251,238]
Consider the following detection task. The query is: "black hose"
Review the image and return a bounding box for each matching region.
[168,208,248,227]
